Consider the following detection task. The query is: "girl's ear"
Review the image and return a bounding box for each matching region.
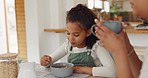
[86,29,92,37]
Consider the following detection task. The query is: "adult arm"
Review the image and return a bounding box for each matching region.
[120,28,142,78]
[94,19,134,78]
[125,39,142,78]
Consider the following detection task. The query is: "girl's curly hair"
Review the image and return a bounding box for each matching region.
[66,4,99,49]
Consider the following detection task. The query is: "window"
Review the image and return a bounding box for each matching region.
[88,0,110,12]
[0,0,18,54]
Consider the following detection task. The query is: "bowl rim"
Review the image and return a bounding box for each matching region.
[50,62,74,68]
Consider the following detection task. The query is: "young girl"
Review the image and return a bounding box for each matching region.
[41,4,116,77]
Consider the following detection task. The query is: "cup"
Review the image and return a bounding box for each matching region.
[18,62,37,78]
[91,21,122,36]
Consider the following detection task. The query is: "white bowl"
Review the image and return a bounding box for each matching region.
[50,62,74,77]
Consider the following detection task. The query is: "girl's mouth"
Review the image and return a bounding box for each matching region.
[70,42,76,46]
[71,42,75,45]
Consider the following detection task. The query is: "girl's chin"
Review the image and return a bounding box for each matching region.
[71,45,76,47]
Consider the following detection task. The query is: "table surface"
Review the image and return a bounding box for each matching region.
[35,64,90,78]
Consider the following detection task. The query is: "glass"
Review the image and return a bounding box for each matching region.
[0,53,18,78]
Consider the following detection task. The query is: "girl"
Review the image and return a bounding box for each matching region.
[41,4,116,77]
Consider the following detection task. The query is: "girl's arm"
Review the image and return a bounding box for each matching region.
[92,45,116,77]
[50,40,69,63]
[73,66,92,75]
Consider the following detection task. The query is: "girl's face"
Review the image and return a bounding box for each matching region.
[66,22,90,48]
[130,0,148,19]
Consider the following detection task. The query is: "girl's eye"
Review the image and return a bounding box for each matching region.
[66,32,70,35]
[74,33,79,37]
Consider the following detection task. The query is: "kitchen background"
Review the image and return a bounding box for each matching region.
[0,0,148,63]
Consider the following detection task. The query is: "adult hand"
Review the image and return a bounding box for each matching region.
[40,55,52,66]
[94,19,128,55]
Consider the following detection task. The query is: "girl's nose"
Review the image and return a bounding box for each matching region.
[68,35,74,41]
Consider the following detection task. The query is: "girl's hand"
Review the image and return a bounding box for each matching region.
[73,66,92,76]
[40,55,52,66]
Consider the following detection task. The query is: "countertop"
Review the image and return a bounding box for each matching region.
[124,22,148,34]
[125,26,148,34]
[44,26,148,34]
